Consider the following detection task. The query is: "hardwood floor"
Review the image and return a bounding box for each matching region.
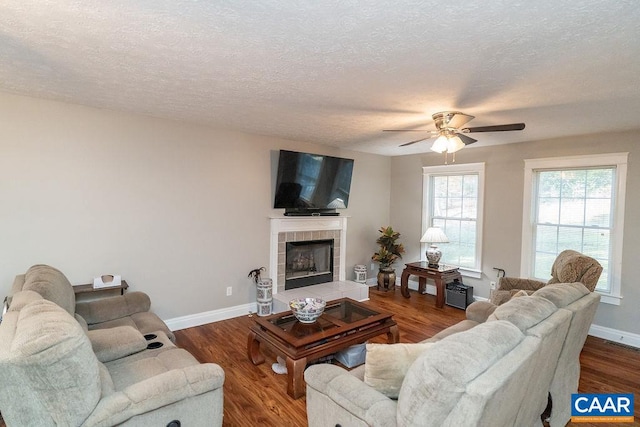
[1,287,636,426]
[174,288,640,427]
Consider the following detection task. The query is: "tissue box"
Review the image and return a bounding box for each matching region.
[335,343,367,368]
[93,274,121,289]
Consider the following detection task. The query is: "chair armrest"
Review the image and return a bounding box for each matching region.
[75,292,152,324]
[87,326,147,362]
[497,277,547,292]
[304,364,397,427]
[84,363,225,426]
[465,301,497,323]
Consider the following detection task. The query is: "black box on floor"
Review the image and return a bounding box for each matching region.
[445,280,474,309]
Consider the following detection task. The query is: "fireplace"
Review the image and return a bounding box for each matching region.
[269,216,348,293]
[285,239,334,290]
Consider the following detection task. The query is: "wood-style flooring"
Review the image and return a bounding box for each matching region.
[174,287,640,427]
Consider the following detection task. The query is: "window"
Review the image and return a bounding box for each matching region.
[423,163,485,278]
[522,153,628,305]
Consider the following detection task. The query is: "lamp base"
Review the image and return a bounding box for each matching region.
[426,245,442,268]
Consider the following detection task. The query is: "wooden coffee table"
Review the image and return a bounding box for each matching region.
[247,297,399,399]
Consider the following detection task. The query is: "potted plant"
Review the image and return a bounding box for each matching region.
[371,226,405,291]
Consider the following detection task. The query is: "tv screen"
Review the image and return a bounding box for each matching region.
[274,150,354,214]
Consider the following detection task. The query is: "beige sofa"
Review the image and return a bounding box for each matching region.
[304,283,599,427]
[10,264,175,342]
[0,289,224,426]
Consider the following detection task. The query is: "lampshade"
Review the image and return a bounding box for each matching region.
[446,135,465,153]
[430,135,448,153]
[420,227,449,244]
[420,227,449,268]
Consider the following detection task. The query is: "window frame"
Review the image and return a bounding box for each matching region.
[422,162,485,279]
[521,153,628,305]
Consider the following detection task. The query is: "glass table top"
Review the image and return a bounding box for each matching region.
[267,299,381,339]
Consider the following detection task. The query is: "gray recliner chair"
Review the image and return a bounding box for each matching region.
[490,250,602,305]
[0,291,224,426]
[10,264,175,342]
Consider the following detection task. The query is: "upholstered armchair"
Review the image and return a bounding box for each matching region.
[490,250,603,305]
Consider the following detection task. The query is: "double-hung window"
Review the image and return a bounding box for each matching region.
[522,153,628,305]
[422,163,485,278]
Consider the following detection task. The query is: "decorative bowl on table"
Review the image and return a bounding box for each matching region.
[289,298,326,324]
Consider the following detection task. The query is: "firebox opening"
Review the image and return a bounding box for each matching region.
[285,239,334,290]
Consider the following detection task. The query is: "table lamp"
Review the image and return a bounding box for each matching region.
[420,227,449,268]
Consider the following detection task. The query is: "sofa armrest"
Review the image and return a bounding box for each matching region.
[466,301,497,323]
[87,326,147,362]
[84,363,225,426]
[75,292,152,324]
[304,364,397,427]
[497,277,547,291]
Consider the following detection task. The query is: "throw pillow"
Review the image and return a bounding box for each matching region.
[364,342,433,399]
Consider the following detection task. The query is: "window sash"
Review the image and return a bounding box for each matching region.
[532,167,615,292]
[423,163,485,277]
[522,153,628,305]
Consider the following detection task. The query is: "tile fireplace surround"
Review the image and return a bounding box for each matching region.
[269,215,369,313]
[269,216,348,293]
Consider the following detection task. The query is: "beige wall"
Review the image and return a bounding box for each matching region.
[391,132,640,335]
[0,92,390,319]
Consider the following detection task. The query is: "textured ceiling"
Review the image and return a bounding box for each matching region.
[1,1,639,156]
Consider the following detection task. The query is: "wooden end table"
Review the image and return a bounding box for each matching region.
[247,298,399,399]
[73,280,129,296]
[400,262,462,308]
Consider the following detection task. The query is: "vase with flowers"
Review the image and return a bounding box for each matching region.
[371,226,405,291]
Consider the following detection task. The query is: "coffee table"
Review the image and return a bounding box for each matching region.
[247,297,399,399]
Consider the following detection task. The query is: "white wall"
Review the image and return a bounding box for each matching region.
[391,131,640,337]
[0,92,391,320]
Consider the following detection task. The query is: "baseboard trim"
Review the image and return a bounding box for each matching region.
[165,302,257,331]
[588,324,640,349]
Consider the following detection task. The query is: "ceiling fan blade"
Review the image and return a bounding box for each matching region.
[400,136,433,147]
[383,129,433,132]
[457,133,477,145]
[446,113,475,129]
[464,123,526,133]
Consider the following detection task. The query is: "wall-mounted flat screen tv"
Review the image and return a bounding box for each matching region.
[274,150,354,216]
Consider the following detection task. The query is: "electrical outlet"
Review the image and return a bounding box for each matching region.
[490,281,497,290]
[226,286,232,296]
[371,263,375,271]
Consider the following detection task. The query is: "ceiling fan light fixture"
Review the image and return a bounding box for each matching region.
[431,135,448,153]
[446,135,465,153]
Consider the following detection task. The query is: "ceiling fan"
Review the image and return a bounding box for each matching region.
[384,111,525,160]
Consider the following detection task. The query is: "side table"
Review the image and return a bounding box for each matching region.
[73,280,129,296]
[400,262,462,308]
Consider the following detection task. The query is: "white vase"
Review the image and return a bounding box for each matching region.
[256,278,273,316]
